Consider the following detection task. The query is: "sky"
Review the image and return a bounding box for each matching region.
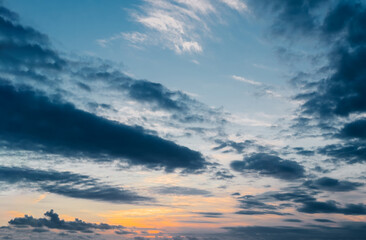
[0,0,366,239]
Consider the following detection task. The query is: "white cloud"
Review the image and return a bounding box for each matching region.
[122,32,147,44]
[219,0,248,12]
[265,89,282,98]
[117,0,249,54]
[232,75,262,86]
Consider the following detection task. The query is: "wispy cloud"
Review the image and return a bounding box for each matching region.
[232,75,262,86]
[101,0,249,54]
[219,0,248,12]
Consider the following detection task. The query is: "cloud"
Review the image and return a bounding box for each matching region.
[119,0,249,54]
[212,139,257,153]
[297,200,366,215]
[230,153,306,180]
[318,142,366,164]
[287,1,366,121]
[304,177,364,192]
[251,0,366,168]
[234,194,292,216]
[283,219,302,223]
[0,165,149,203]
[153,186,211,196]
[195,212,223,218]
[0,3,225,132]
[8,210,124,233]
[314,218,335,223]
[232,75,262,86]
[0,83,207,172]
[235,210,292,216]
[223,222,366,240]
[237,195,278,210]
[131,0,210,54]
[220,0,248,12]
[248,0,330,37]
[340,118,366,139]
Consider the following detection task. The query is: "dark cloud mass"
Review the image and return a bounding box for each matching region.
[8,210,124,233]
[298,200,366,215]
[304,177,364,192]
[224,222,366,240]
[318,142,366,163]
[235,210,291,216]
[0,4,212,173]
[230,153,305,180]
[0,82,207,172]
[0,165,149,203]
[291,1,366,120]
[340,118,366,139]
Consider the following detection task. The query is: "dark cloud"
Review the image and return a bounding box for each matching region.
[213,169,234,180]
[0,165,149,203]
[249,0,330,37]
[0,4,214,123]
[304,177,364,192]
[237,195,278,210]
[298,200,366,215]
[293,147,315,156]
[314,218,335,223]
[236,187,366,217]
[254,0,366,167]
[115,230,135,235]
[340,118,366,139]
[298,195,357,219]
[283,219,302,223]
[235,210,291,216]
[212,140,255,154]
[230,153,305,180]
[292,1,366,121]
[153,186,211,196]
[223,222,366,240]
[0,83,207,172]
[9,210,124,233]
[124,80,190,112]
[234,194,293,216]
[318,142,366,164]
[195,212,223,218]
[0,6,65,86]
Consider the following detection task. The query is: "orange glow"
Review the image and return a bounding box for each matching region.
[33,194,47,203]
[7,210,25,218]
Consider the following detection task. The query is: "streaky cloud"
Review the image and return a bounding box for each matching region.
[0,165,150,203]
[0,82,207,172]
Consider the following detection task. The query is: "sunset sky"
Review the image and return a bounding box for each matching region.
[0,0,366,239]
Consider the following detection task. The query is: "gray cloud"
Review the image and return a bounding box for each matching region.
[153,186,211,196]
[0,165,149,203]
[231,153,305,180]
[8,210,124,233]
[304,177,364,192]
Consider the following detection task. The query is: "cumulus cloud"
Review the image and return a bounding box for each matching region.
[8,210,125,233]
